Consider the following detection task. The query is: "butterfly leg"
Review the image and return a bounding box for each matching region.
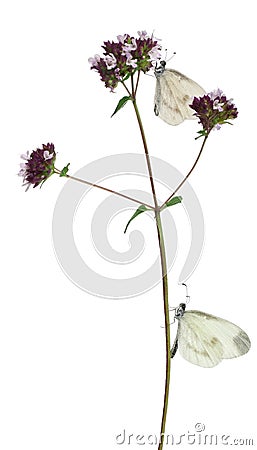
[154,103,159,116]
[171,335,178,358]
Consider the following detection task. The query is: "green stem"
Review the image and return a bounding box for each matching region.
[131,78,158,210]
[54,168,154,210]
[130,77,171,450]
[160,135,208,210]
[135,71,141,95]
[155,211,171,450]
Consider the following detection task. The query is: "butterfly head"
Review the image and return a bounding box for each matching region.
[154,60,166,77]
[175,303,186,320]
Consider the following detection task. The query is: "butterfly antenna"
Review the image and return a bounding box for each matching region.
[166,51,176,63]
[181,282,190,304]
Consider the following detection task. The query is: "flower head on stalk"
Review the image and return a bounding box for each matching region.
[88,30,162,91]
[18,143,56,190]
[190,89,238,137]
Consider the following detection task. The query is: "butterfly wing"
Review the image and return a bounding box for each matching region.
[177,310,251,368]
[154,69,205,125]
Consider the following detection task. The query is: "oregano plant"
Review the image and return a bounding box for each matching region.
[19,30,247,450]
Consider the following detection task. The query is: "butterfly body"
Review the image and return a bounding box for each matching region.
[154,61,205,125]
[171,303,251,368]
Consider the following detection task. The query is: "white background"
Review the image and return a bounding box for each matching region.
[1,0,256,448]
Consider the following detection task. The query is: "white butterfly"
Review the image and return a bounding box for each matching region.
[171,303,251,368]
[154,60,205,125]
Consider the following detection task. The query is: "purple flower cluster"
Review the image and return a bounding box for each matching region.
[18,143,56,190]
[190,89,238,135]
[88,31,162,91]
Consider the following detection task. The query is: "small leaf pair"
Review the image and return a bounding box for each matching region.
[124,196,182,233]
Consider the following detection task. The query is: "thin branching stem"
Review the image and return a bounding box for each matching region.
[160,135,208,210]
[54,169,154,209]
[131,75,159,210]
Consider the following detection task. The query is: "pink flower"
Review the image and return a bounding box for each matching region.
[104,54,117,69]
[88,31,162,91]
[117,34,128,44]
[137,30,148,39]
[122,38,137,53]
[190,90,238,136]
[88,54,101,68]
[18,143,56,190]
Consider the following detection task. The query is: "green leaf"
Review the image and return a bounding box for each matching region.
[121,69,138,83]
[111,96,132,118]
[195,129,208,139]
[124,204,148,234]
[122,73,132,82]
[59,163,70,177]
[164,196,183,208]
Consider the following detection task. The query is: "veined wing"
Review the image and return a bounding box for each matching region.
[154,69,205,125]
[177,310,251,368]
